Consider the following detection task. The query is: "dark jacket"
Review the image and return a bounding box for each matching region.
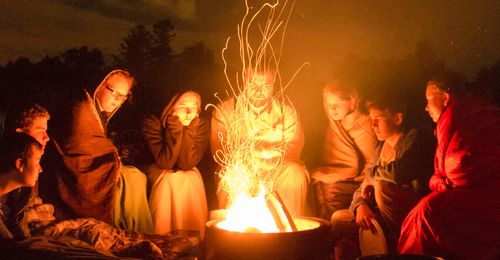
[350,128,435,212]
[142,92,210,171]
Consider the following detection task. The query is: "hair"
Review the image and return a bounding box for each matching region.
[0,132,42,173]
[4,103,50,132]
[175,90,202,113]
[106,69,136,91]
[365,91,407,116]
[323,78,360,100]
[427,72,468,96]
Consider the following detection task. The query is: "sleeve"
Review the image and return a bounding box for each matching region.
[177,117,210,170]
[349,148,378,213]
[142,114,182,169]
[349,174,374,214]
[392,131,435,187]
[210,106,226,161]
[429,173,447,191]
[353,129,378,181]
[283,106,304,162]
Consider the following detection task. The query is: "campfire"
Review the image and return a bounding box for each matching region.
[206,192,329,259]
[205,1,331,259]
[217,191,299,233]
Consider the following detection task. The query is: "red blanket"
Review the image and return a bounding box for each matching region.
[398,97,500,259]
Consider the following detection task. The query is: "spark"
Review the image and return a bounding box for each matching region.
[208,0,307,232]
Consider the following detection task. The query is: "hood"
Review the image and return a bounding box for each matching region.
[92,69,130,121]
[160,90,201,127]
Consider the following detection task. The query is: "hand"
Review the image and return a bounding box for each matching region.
[361,185,374,200]
[255,128,284,143]
[253,149,282,171]
[355,204,376,233]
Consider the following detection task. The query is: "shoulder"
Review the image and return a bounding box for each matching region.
[400,128,435,152]
[349,111,375,139]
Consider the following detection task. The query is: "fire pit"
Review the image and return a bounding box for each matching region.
[205,217,331,260]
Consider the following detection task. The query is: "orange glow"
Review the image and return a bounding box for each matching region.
[210,0,308,233]
[217,188,280,233]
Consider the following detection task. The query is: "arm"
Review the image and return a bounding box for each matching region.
[142,114,182,169]
[282,105,304,162]
[385,130,435,188]
[353,127,378,181]
[349,177,376,232]
[210,106,226,162]
[177,117,210,170]
[429,172,448,191]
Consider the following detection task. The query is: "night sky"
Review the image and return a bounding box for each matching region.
[1,0,499,77]
[2,0,499,165]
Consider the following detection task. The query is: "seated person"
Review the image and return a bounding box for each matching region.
[2,103,50,222]
[311,79,378,220]
[0,132,199,259]
[38,70,152,232]
[210,68,310,217]
[143,90,210,238]
[399,73,500,259]
[331,92,434,258]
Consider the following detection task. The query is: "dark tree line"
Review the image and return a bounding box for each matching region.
[0,17,499,164]
[0,18,225,134]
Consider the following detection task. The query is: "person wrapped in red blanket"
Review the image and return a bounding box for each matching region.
[398,73,500,259]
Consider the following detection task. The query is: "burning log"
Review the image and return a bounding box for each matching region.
[265,191,297,232]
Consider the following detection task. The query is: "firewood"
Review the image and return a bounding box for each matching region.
[265,191,297,232]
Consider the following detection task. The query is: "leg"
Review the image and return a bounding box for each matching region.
[167,168,208,238]
[149,170,173,234]
[311,169,360,220]
[274,161,310,217]
[373,180,419,253]
[331,209,360,260]
[115,165,154,233]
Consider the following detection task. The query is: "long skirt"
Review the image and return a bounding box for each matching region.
[148,165,208,238]
[114,165,154,233]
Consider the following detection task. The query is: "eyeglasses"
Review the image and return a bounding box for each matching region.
[106,85,131,101]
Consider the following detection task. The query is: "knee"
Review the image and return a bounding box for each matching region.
[331,209,354,225]
[280,161,309,184]
[331,209,355,239]
[122,166,148,184]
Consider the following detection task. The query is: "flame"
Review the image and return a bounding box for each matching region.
[217,187,280,233]
[210,0,308,233]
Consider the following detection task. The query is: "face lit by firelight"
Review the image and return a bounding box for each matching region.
[425,83,448,123]
[323,89,357,121]
[18,116,50,148]
[172,92,200,126]
[369,107,402,143]
[19,144,44,187]
[245,70,274,108]
[97,75,132,113]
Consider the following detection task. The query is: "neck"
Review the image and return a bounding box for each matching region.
[0,172,22,196]
[385,132,401,148]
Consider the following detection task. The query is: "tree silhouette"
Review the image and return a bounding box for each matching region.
[114,24,154,82]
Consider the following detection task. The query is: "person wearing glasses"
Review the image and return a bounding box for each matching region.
[38,70,153,233]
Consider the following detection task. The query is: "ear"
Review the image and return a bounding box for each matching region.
[394,112,404,127]
[15,158,24,172]
[442,93,451,107]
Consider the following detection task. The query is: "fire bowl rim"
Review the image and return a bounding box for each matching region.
[206,216,330,235]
